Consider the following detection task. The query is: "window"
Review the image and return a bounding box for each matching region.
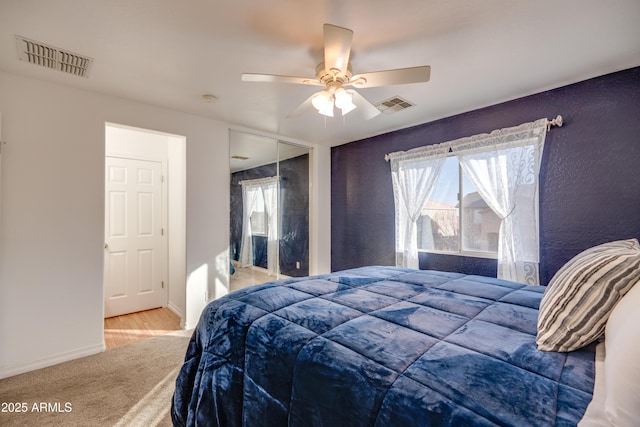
[240,176,279,275]
[250,189,267,236]
[417,157,500,257]
[388,118,547,284]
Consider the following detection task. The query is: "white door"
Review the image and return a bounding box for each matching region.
[104,157,164,318]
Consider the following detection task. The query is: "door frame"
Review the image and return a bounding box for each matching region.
[103,123,187,343]
[104,124,178,322]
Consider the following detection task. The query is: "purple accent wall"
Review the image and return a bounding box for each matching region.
[331,67,640,285]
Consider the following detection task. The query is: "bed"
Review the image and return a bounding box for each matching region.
[172,266,601,426]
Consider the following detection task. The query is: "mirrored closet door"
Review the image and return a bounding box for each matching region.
[229,130,310,291]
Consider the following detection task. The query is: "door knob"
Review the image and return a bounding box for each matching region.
[104,243,109,249]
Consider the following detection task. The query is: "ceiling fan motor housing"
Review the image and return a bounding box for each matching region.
[316,61,352,85]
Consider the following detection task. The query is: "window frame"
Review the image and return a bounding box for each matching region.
[418,154,498,260]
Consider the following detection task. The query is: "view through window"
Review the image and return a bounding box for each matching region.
[417,156,500,256]
[250,189,267,236]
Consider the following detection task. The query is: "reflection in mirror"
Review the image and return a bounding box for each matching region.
[278,140,310,278]
[229,130,310,292]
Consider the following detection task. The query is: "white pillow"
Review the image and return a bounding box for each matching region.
[578,342,611,426]
[604,281,640,426]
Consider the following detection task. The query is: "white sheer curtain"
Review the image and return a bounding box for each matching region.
[450,119,547,284]
[386,143,450,268]
[261,178,279,276]
[239,182,260,268]
[239,176,279,274]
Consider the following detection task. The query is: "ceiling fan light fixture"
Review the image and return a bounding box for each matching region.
[340,101,356,115]
[334,88,356,115]
[312,90,334,116]
[311,90,329,110]
[318,100,334,117]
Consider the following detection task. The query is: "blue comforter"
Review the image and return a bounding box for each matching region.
[172,266,595,426]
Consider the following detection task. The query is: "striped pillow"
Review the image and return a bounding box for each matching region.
[536,239,640,352]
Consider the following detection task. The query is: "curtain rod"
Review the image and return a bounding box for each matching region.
[384,115,564,162]
[239,175,281,186]
[547,115,563,131]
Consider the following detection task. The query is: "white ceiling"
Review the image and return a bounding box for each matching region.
[1,0,639,147]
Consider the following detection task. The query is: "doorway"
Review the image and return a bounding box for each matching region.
[103,307,181,349]
[104,123,186,330]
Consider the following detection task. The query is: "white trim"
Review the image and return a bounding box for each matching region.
[105,121,185,139]
[183,320,199,331]
[167,302,185,329]
[250,265,269,274]
[0,343,105,380]
[308,144,325,275]
[104,123,187,319]
[227,125,312,148]
[419,249,498,260]
[0,112,3,230]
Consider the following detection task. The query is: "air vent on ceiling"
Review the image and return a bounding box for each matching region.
[15,35,94,78]
[231,155,249,161]
[376,96,415,114]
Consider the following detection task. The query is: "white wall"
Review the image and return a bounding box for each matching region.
[0,70,229,378]
[310,144,331,275]
[167,135,187,323]
[0,70,331,378]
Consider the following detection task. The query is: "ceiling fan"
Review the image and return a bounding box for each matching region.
[242,24,431,120]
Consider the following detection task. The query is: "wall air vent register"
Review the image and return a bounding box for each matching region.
[15,35,94,78]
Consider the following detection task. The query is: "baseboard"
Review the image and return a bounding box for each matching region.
[167,302,185,329]
[184,320,199,330]
[0,343,105,380]
[250,265,270,274]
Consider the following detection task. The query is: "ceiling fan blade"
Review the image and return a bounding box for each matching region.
[286,93,316,118]
[323,24,353,75]
[242,73,324,86]
[348,90,381,120]
[348,66,431,88]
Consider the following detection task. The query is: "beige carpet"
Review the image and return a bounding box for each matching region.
[0,329,193,427]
